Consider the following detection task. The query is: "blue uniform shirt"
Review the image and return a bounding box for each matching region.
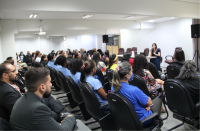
[58,67,70,77]
[47,61,56,69]
[85,75,108,110]
[111,82,152,125]
[55,65,62,71]
[70,72,81,86]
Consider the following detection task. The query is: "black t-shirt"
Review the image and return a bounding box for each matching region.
[175,77,200,104]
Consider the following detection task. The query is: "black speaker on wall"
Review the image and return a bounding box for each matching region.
[102,35,109,43]
[191,24,200,38]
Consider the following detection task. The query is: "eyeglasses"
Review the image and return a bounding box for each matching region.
[5,69,16,74]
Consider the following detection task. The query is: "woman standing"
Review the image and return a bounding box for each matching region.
[150,43,161,71]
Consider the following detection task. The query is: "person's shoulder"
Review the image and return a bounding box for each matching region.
[157,48,160,51]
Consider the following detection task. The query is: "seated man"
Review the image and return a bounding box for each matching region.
[0,63,67,122]
[10,67,76,130]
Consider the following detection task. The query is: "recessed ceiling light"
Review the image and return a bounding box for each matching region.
[29,14,33,18]
[124,16,134,19]
[33,14,37,18]
[171,17,175,18]
[82,15,92,19]
[148,20,154,22]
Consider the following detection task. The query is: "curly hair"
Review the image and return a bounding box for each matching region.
[133,54,149,77]
[70,58,83,75]
[176,60,199,80]
[54,55,67,67]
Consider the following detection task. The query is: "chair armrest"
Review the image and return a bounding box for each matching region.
[196,101,200,112]
[100,103,109,109]
[165,55,173,60]
[141,112,158,124]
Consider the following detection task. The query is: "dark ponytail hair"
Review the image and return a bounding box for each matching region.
[112,62,132,92]
[108,54,117,69]
[92,52,100,66]
[105,50,109,57]
[80,60,96,83]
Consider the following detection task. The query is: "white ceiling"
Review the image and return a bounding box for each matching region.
[0,0,199,21]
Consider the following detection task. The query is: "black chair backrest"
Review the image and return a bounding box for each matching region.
[52,68,62,90]
[107,92,143,130]
[79,83,104,119]
[164,79,198,117]
[167,64,181,79]
[148,62,161,79]
[0,117,11,130]
[48,67,54,81]
[129,74,151,97]
[94,68,105,86]
[66,76,82,104]
[57,71,70,93]
[106,69,114,83]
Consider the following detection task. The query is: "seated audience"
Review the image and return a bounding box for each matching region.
[91,48,97,58]
[0,63,68,122]
[26,51,31,57]
[80,48,85,56]
[47,53,56,69]
[74,52,81,59]
[103,50,110,66]
[92,52,107,75]
[111,62,162,127]
[122,52,134,66]
[57,55,70,77]
[171,49,185,67]
[133,55,164,96]
[51,50,55,54]
[31,52,35,63]
[80,60,109,111]
[82,53,90,61]
[19,51,25,62]
[10,67,76,130]
[70,59,83,86]
[40,54,48,67]
[54,56,62,71]
[107,54,118,70]
[35,51,41,62]
[175,60,199,104]
[6,57,23,70]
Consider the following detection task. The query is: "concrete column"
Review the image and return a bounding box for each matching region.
[0,20,18,63]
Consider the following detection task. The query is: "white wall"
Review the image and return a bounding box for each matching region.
[15,35,104,54]
[0,32,3,63]
[121,18,193,67]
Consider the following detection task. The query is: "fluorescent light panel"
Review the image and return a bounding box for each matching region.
[29,13,38,18]
[82,15,92,18]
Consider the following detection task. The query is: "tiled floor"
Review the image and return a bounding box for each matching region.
[52,91,198,131]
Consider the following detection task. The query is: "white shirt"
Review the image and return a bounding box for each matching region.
[35,57,41,62]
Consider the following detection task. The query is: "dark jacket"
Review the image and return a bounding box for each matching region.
[10,92,76,130]
[171,60,185,68]
[0,81,21,121]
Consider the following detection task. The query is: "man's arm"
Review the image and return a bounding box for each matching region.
[3,92,21,114]
[32,105,76,130]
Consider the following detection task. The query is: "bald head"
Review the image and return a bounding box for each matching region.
[0,63,11,80]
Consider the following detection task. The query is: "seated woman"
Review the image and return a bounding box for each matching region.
[92,52,107,76]
[133,55,164,96]
[175,60,199,104]
[82,53,90,61]
[91,48,97,58]
[54,55,63,71]
[122,52,134,67]
[40,55,48,67]
[103,50,110,66]
[150,43,161,71]
[35,51,41,62]
[111,62,162,127]
[107,54,118,70]
[70,59,83,86]
[171,49,185,67]
[47,53,56,69]
[57,55,70,77]
[80,60,109,111]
